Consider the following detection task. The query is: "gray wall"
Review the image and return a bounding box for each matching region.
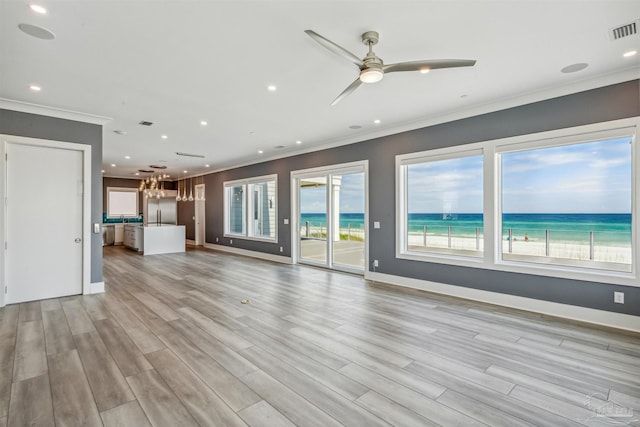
[0,109,103,283]
[182,80,640,317]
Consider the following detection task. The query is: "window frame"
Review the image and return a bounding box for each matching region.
[397,146,486,263]
[395,117,640,287]
[106,187,139,219]
[223,174,278,243]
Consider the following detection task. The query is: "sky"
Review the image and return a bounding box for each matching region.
[407,137,632,214]
[300,173,364,213]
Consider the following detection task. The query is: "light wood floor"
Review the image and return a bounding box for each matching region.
[1,246,640,427]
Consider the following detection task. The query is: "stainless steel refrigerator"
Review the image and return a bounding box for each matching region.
[146,197,177,225]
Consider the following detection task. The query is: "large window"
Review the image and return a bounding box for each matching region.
[106,187,138,218]
[224,175,277,241]
[499,136,632,272]
[396,118,639,285]
[399,149,484,258]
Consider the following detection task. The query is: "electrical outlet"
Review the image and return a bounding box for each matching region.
[373,259,379,267]
[216,237,219,242]
[614,291,624,304]
[373,221,381,229]
[230,239,233,245]
[283,218,289,225]
[280,246,283,253]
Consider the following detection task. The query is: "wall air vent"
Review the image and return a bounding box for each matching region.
[149,165,167,169]
[138,120,154,126]
[609,20,638,41]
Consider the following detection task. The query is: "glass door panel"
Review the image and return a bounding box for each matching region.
[331,172,365,270]
[299,176,328,265]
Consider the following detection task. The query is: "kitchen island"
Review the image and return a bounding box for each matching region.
[143,224,185,255]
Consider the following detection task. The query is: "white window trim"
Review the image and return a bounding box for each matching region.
[223,174,278,243]
[106,187,139,218]
[396,116,640,287]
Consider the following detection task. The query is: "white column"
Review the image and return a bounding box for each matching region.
[332,176,342,242]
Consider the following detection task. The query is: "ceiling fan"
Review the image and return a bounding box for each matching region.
[305,30,476,106]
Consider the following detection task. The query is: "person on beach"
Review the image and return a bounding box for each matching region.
[524,233,529,242]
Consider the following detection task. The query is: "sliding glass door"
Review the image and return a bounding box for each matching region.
[294,162,367,273]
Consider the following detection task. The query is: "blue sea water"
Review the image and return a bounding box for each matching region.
[300,213,631,245]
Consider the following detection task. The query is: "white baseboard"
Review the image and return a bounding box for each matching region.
[89,281,105,294]
[365,271,640,333]
[203,243,293,264]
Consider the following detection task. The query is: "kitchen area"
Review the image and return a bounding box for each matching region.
[103,176,186,256]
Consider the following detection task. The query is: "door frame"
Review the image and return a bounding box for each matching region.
[195,183,205,245]
[290,160,369,274]
[1,135,92,307]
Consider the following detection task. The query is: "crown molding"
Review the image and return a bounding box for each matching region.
[0,98,112,125]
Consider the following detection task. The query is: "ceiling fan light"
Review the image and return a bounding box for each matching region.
[359,68,383,83]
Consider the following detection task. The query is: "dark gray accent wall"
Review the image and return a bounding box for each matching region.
[0,109,103,283]
[178,80,640,317]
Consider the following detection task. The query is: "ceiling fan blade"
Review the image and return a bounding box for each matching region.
[383,59,476,74]
[330,78,362,106]
[305,30,362,67]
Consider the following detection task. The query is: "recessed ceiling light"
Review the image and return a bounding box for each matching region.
[29,84,41,92]
[420,68,430,74]
[623,50,637,58]
[161,135,168,139]
[205,164,210,168]
[561,63,588,73]
[374,119,381,124]
[183,170,188,173]
[18,23,55,40]
[296,140,302,145]
[101,170,105,173]
[135,172,140,176]
[113,130,127,135]
[124,155,131,159]
[267,85,277,92]
[200,120,208,126]
[29,4,47,14]
[111,164,116,167]
[258,150,264,154]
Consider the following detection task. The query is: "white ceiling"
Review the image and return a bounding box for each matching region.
[1,1,639,180]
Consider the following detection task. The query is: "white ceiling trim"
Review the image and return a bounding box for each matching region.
[0,98,112,126]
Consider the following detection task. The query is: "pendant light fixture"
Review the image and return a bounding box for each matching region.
[139,172,169,199]
[176,180,182,202]
[182,178,187,201]
[188,177,194,202]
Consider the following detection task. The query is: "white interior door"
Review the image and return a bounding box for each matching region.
[6,142,84,303]
[195,184,205,245]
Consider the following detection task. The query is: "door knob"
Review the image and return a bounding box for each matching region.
[75,238,82,243]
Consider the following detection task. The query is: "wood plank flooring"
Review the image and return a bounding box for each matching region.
[1,245,640,426]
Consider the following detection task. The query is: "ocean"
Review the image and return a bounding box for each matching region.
[300,213,632,246]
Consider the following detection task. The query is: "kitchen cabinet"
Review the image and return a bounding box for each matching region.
[124,224,142,251]
[114,224,124,245]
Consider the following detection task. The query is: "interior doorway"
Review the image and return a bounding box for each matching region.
[292,161,368,274]
[195,183,206,245]
[3,137,91,304]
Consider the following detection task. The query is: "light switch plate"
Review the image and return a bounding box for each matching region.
[373,221,380,229]
[93,223,100,234]
[283,218,289,225]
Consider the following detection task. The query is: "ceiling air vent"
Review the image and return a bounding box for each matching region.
[609,20,638,41]
[149,165,167,169]
[138,169,154,173]
[138,120,154,126]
